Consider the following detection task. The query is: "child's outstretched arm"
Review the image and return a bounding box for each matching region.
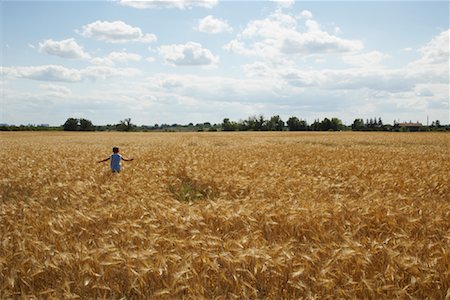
[98,157,111,163]
[122,157,134,162]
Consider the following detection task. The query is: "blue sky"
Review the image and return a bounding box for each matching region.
[1,0,449,126]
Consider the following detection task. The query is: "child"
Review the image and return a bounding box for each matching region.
[98,146,133,172]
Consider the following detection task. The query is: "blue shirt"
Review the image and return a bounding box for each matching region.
[110,153,122,171]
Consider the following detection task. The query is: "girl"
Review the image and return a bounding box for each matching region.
[98,146,133,172]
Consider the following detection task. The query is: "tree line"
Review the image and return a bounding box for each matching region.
[1,116,448,132]
[222,116,448,132]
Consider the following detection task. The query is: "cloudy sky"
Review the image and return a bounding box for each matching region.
[1,0,449,126]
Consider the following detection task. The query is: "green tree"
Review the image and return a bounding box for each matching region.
[286,116,308,131]
[319,118,332,131]
[311,119,321,131]
[255,115,266,131]
[267,115,285,131]
[117,118,135,131]
[352,118,365,131]
[222,118,238,131]
[431,120,441,128]
[287,116,300,131]
[79,118,94,131]
[377,117,383,127]
[330,117,344,131]
[63,118,79,131]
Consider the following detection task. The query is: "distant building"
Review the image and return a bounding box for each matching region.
[399,122,422,132]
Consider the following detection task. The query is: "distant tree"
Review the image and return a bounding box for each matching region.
[79,118,94,131]
[242,116,256,131]
[287,116,300,131]
[319,118,332,131]
[117,118,135,131]
[352,118,365,131]
[330,117,344,131]
[241,115,266,131]
[378,117,383,127]
[287,116,308,131]
[255,115,266,131]
[310,119,321,131]
[63,118,79,131]
[222,118,238,131]
[431,120,441,128]
[266,115,285,131]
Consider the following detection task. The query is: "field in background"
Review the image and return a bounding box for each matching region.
[1,132,449,298]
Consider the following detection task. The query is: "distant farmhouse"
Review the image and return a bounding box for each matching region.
[398,122,422,132]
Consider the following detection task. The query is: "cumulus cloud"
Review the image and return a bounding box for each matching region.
[195,15,232,34]
[411,29,449,66]
[342,51,390,67]
[3,65,83,82]
[145,72,286,105]
[39,38,90,59]
[278,67,420,93]
[407,30,449,85]
[298,10,313,19]
[119,0,218,9]
[3,65,140,82]
[40,84,72,95]
[280,30,363,55]
[224,9,363,60]
[78,20,157,43]
[272,0,294,9]
[82,66,141,80]
[159,42,219,66]
[91,51,142,66]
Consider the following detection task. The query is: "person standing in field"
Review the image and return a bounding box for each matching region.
[98,146,133,172]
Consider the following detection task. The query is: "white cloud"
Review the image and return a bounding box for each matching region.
[78,20,157,43]
[119,0,218,9]
[159,42,219,66]
[144,73,288,106]
[82,66,141,80]
[415,87,434,97]
[91,51,142,66]
[243,62,273,78]
[298,10,313,20]
[342,51,390,67]
[39,38,90,59]
[4,65,82,82]
[3,65,140,82]
[40,84,72,95]
[407,30,449,85]
[223,39,255,56]
[412,29,449,66]
[280,30,362,55]
[224,9,363,60]
[272,0,294,9]
[108,51,142,63]
[146,56,156,63]
[195,15,232,34]
[334,27,342,35]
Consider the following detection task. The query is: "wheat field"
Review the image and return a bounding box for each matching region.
[0,131,449,299]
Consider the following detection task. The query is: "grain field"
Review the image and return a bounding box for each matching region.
[0,132,449,299]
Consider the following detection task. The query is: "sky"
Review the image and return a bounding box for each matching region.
[1,0,449,126]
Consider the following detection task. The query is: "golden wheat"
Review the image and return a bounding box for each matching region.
[0,131,449,299]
